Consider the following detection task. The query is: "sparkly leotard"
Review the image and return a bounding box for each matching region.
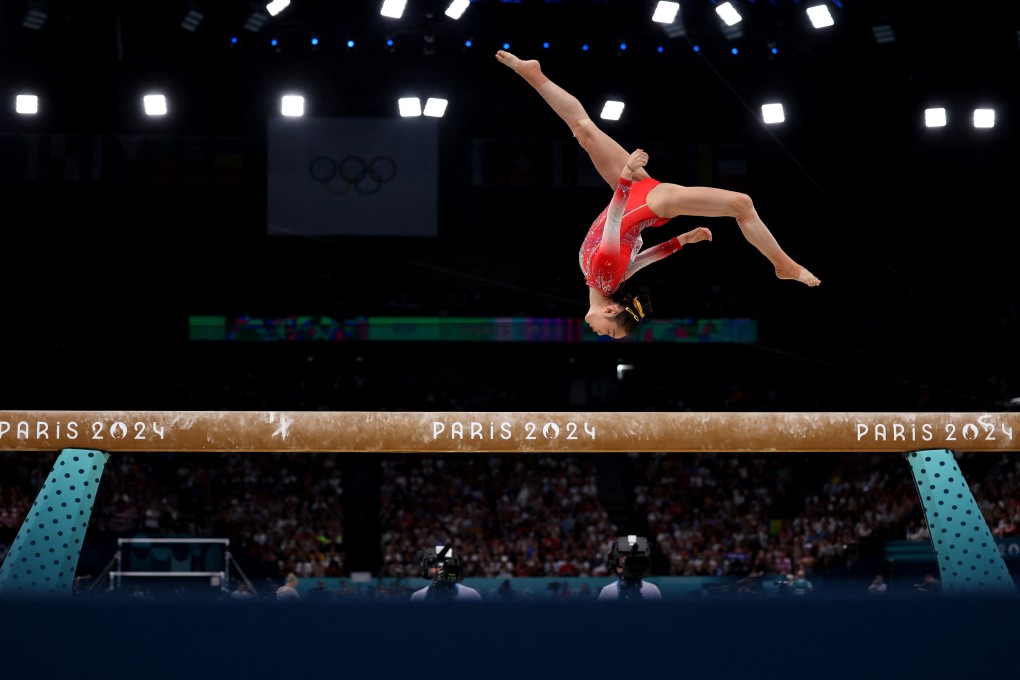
[579,176,677,297]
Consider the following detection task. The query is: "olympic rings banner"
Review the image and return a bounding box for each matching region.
[267,117,438,236]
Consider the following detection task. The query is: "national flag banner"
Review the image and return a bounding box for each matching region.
[716,143,748,191]
[503,139,540,186]
[211,137,244,185]
[267,117,438,237]
[471,138,504,187]
[147,135,180,183]
[551,140,577,188]
[51,134,83,181]
[18,133,42,180]
[0,134,14,181]
[181,136,211,184]
[691,143,715,186]
[575,145,603,188]
[88,135,113,182]
[115,134,148,183]
[18,133,73,181]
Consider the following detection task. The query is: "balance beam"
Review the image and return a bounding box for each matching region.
[0,411,1016,453]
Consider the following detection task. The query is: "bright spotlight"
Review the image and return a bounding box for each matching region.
[762,103,785,124]
[600,100,625,121]
[651,1,680,24]
[143,94,168,116]
[423,98,448,118]
[445,0,470,20]
[16,94,39,115]
[281,95,305,117]
[266,0,290,18]
[380,0,406,19]
[924,108,946,128]
[398,97,422,117]
[807,5,835,29]
[716,2,742,27]
[973,108,995,128]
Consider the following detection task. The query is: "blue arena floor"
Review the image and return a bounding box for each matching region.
[2,594,1019,678]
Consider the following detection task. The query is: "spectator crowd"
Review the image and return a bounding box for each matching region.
[2,447,1020,596]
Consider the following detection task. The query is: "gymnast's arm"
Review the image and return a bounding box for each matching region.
[592,149,649,268]
[626,226,712,279]
[626,237,682,279]
[595,177,631,260]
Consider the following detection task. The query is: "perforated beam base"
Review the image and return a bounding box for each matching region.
[906,449,1015,595]
[0,449,109,597]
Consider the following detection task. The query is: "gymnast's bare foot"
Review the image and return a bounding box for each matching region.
[495,50,525,71]
[496,50,544,79]
[776,261,821,287]
[497,50,548,88]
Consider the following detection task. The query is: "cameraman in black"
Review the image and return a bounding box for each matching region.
[410,545,483,602]
[598,535,662,601]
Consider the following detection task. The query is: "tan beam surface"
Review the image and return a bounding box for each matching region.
[0,411,1018,453]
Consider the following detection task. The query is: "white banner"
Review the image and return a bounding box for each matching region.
[267,117,438,236]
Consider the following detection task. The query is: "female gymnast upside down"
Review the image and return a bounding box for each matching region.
[496,50,820,340]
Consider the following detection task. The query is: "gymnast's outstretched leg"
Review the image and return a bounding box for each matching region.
[496,50,648,188]
[647,184,821,286]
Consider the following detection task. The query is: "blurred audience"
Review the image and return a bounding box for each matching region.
[2,445,1019,596]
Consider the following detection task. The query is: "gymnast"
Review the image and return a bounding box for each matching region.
[496,50,820,340]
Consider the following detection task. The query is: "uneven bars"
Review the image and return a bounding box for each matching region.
[0,411,1017,453]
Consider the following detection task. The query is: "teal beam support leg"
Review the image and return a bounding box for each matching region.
[906,449,1016,596]
[0,449,110,597]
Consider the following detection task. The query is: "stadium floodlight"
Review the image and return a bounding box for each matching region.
[652,1,680,24]
[762,103,785,124]
[600,100,625,121]
[973,108,995,128]
[381,0,407,19]
[181,9,204,32]
[445,0,470,20]
[423,98,448,118]
[22,1,47,31]
[924,108,946,128]
[243,9,268,32]
[266,0,290,17]
[143,94,168,116]
[16,94,39,115]
[398,97,422,117]
[716,2,742,27]
[281,95,304,117]
[655,1,686,37]
[872,24,895,44]
[807,5,834,29]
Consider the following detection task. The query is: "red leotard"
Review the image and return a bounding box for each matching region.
[579,176,677,297]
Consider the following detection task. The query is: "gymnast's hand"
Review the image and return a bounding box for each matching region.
[622,148,648,180]
[677,227,713,246]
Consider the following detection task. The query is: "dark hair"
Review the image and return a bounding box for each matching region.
[610,289,652,336]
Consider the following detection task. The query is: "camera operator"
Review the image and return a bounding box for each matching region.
[410,545,483,602]
[598,535,662,601]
